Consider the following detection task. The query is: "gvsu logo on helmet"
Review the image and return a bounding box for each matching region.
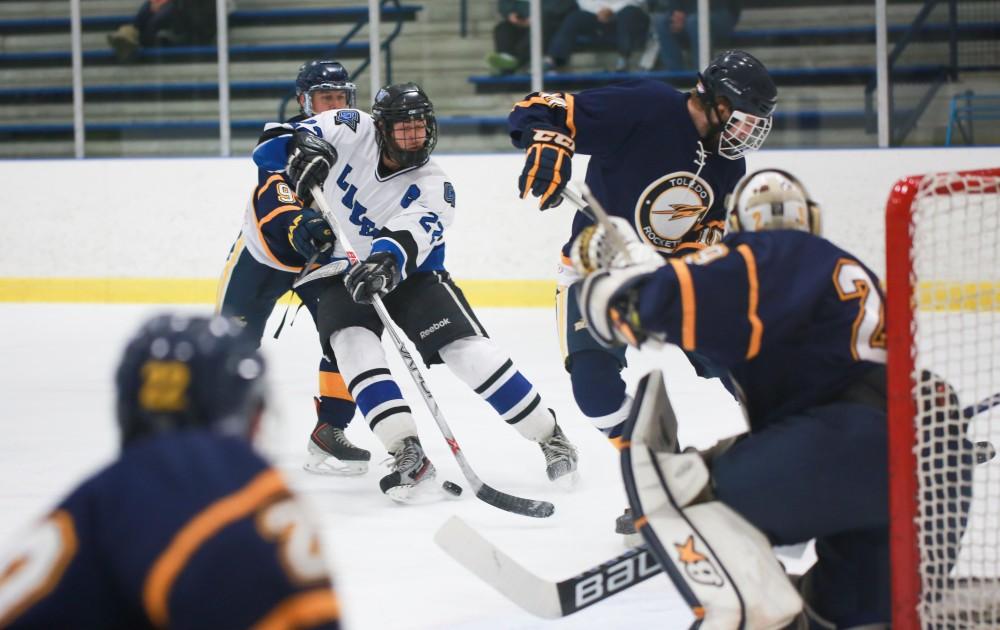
[634,172,714,254]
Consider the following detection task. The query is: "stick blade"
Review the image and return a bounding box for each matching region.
[475,484,554,518]
[434,516,563,619]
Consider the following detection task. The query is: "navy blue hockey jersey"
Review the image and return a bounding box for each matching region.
[508,80,746,257]
[634,230,887,427]
[0,432,339,629]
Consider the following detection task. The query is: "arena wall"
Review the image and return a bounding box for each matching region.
[1,147,996,305]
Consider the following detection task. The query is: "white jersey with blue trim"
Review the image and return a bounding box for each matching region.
[255,108,456,278]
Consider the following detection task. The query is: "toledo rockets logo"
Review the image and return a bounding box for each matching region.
[635,171,714,254]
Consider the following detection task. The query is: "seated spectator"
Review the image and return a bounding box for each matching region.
[652,0,741,71]
[107,0,219,63]
[545,0,650,73]
[487,0,576,75]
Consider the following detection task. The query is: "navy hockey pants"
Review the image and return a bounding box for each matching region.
[711,402,890,627]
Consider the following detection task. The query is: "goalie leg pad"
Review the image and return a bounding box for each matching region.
[622,370,802,630]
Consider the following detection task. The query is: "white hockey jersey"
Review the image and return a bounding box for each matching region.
[253,109,456,279]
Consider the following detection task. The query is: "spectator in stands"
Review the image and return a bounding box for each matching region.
[544,0,650,73]
[651,0,741,71]
[107,0,219,63]
[487,0,577,75]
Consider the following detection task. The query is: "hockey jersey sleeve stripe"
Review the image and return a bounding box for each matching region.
[256,174,286,200]
[735,244,764,359]
[667,258,697,350]
[0,510,79,628]
[253,588,340,630]
[673,242,707,254]
[253,204,303,272]
[319,372,353,402]
[143,469,289,628]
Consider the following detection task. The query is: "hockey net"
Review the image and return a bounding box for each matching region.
[886,168,1000,629]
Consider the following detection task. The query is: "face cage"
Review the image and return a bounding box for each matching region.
[718,110,772,160]
[303,82,357,115]
[381,115,437,168]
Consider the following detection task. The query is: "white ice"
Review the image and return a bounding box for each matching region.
[0,303,800,629]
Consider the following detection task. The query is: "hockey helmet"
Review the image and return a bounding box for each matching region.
[727,169,821,235]
[296,59,357,115]
[372,82,437,169]
[115,314,267,446]
[696,50,777,160]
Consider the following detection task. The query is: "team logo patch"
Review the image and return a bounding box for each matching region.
[443,182,456,207]
[675,535,724,587]
[635,172,714,254]
[334,110,360,132]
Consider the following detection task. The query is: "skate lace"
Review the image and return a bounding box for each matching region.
[330,427,352,447]
[541,428,576,465]
[382,440,422,474]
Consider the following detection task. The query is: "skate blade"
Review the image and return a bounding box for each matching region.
[384,478,442,505]
[303,456,368,477]
[549,469,580,492]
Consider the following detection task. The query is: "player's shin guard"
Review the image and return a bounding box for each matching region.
[621,369,802,630]
[330,327,418,452]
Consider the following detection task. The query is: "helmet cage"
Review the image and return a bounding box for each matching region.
[718,109,772,160]
[302,81,357,115]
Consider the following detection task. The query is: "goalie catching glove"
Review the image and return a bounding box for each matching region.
[286,130,337,207]
[345,251,399,304]
[518,128,574,210]
[288,208,335,260]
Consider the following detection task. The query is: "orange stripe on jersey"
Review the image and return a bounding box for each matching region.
[144,469,289,628]
[511,95,553,111]
[668,259,697,350]
[254,204,302,273]
[0,510,79,629]
[252,588,340,630]
[674,242,707,254]
[257,174,285,200]
[736,244,763,359]
[319,371,352,401]
[565,93,576,137]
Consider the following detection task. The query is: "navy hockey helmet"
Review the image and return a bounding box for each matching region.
[696,50,777,159]
[115,314,267,446]
[296,59,357,114]
[372,82,437,169]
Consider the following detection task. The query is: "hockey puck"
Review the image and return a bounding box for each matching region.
[441,481,463,497]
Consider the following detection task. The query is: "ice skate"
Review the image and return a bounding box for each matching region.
[539,422,579,489]
[614,507,644,549]
[380,436,437,503]
[304,421,370,476]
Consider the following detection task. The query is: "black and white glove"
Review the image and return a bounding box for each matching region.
[286,131,337,207]
[344,251,399,304]
[518,128,574,210]
[578,265,662,349]
[570,216,662,275]
[288,208,335,260]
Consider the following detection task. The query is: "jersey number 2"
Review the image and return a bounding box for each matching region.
[834,259,887,362]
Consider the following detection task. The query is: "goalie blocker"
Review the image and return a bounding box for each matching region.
[621,369,802,629]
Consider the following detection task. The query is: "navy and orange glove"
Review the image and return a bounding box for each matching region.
[518,128,574,210]
[288,208,335,260]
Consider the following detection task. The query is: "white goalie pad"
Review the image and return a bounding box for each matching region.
[623,370,802,630]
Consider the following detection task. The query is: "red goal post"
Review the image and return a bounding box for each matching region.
[886,167,1000,629]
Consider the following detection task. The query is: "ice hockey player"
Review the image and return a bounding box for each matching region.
[217,59,371,476]
[0,314,341,629]
[251,82,579,502]
[508,49,777,444]
[573,169,892,628]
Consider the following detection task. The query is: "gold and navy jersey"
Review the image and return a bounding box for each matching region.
[635,230,887,427]
[0,432,340,630]
[508,80,746,257]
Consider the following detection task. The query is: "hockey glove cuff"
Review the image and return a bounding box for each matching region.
[345,251,400,304]
[578,265,661,348]
[288,208,335,261]
[286,131,338,207]
[518,128,574,210]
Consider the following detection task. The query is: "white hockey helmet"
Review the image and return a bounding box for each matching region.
[726,169,821,235]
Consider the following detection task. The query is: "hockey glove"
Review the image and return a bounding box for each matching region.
[286,131,337,207]
[578,265,662,348]
[570,217,662,275]
[288,208,335,260]
[518,128,574,210]
[345,251,399,304]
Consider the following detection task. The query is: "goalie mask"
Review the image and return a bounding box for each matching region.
[372,82,438,169]
[727,169,821,235]
[697,50,777,160]
[115,314,268,446]
[296,59,357,115]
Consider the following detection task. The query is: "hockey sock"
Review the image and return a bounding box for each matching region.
[439,337,555,442]
[569,350,630,434]
[329,327,417,451]
[316,357,356,430]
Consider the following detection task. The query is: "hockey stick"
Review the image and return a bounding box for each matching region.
[434,515,662,618]
[964,391,1000,420]
[308,186,555,519]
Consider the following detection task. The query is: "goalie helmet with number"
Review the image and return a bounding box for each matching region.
[727,168,821,235]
